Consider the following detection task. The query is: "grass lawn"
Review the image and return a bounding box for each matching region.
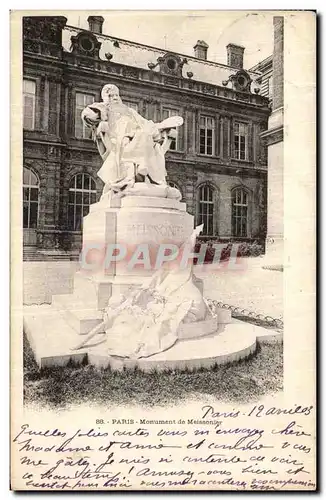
[24,333,283,409]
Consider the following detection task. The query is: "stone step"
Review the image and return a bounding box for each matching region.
[24,304,282,371]
[52,294,103,335]
[23,248,76,262]
[73,272,113,310]
[88,323,258,371]
[23,304,106,368]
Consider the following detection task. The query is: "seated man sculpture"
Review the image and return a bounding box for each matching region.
[81,84,183,199]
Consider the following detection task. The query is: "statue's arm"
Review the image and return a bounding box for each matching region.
[81,102,108,127]
[81,103,111,160]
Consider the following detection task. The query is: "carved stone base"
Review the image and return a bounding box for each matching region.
[24,304,282,370]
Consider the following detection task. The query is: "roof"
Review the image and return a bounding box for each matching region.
[250,54,273,74]
[63,25,262,88]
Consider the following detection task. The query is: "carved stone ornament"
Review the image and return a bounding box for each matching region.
[148,52,187,78]
[229,69,252,93]
[70,31,102,58]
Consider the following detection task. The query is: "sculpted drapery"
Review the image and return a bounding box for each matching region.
[81,84,183,196]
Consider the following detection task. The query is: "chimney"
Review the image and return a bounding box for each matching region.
[194,40,209,60]
[227,43,245,69]
[87,16,104,34]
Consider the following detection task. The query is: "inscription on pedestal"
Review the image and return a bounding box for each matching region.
[124,223,185,238]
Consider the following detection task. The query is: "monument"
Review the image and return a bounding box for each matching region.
[23,84,282,370]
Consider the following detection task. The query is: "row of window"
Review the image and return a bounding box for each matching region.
[23,80,250,160]
[23,168,250,238]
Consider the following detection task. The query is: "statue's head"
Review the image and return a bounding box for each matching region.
[101,84,122,105]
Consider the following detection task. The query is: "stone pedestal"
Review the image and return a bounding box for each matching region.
[82,194,194,278]
[50,194,197,336]
[24,191,282,370]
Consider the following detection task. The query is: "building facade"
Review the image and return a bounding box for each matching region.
[250,55,273,106]
[22,15,270,259]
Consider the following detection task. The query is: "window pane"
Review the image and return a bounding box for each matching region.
[76,192,82,205]
[30,187,38,202]
[75,118,83,138]
[207,216,213,235]
[23,115,33,130]
[84,126,92,139]
[23,203,29,228]
[83,175,89,190]
[29,203,38,228]
[76,93,85,106]
[23,93,35,130]
[85,94,94,105]
[83,192,90,205]
[30,171,38,186]
[76,174,83,189]
[68,174,96,229]
[200,116,215,155]
[22,167,39,229]
[75,94,94,138]
[23,168,30,185]
[232,189,248,237]
[75,206,82,231]
[68,205,75,230]
[198,185,215,236]
[207,117,214,129]
[23,80,36,94]
[68,191,75,204]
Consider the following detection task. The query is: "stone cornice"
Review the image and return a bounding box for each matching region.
[260,125,283,146]
[24,49,269,112]
[64,25,261,77]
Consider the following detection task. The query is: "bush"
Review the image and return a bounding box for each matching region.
[193,239,264,264]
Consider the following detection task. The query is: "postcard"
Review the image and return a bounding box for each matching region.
[10,10,316,491]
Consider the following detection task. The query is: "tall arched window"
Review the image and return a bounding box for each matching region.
[23,167,39,228]
[68,173,97,230]
[232,188,249,237]
[197,184,215,236]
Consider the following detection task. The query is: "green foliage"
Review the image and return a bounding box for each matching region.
[194,239,264,263]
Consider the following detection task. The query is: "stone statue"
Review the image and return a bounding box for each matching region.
[81,84,183,199]
[73,225,214,359]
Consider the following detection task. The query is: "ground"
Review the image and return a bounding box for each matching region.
[23,258,283,409]
[23,258,283,320]
[24,333,283,409]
